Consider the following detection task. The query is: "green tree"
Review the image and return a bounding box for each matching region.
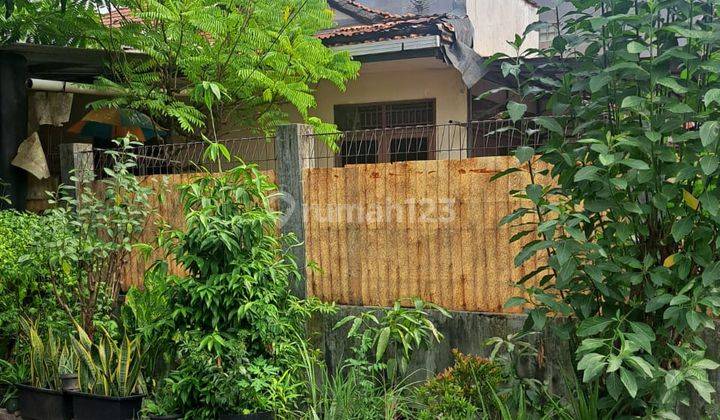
[494,0,720,416]
[0,0,99,46]
[34,137,154,339]
[93,0,360,137]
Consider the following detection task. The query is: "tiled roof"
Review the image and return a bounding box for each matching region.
[318,15,454,46]
[100,3,464,48]
[327,0,403,23]
[100,7,136,28]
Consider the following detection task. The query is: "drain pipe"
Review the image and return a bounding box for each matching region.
[25,78,120,96]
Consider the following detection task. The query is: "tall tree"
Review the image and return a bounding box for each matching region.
[93,0,360,138]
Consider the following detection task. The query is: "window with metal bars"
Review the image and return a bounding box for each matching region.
[334,100,436,166]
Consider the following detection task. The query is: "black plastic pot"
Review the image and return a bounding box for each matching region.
[219,412,274,420]
[16,383,71,420]
[68,391,144,420]
[148,415,182,420]
[60,374,79,392]
[4,395,18,412]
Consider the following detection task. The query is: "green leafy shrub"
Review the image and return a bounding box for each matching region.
[335,298,450,383]
[415,350,503,419]
[0,359,27,408]
[37,136,154,339]
[120,262,176,383]
[143,379,180,417]
[159,150,332,418]
[0,211,74,360]
[494,0,720,416]
[416,381,476,420]
[298,338,417,420]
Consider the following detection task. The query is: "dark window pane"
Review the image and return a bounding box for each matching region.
[387,101,434,127]
[390,137,428,162]
[335,104,383,131]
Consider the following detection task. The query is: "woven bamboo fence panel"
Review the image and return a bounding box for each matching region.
[110,171,276,291]
[303,156,545,313]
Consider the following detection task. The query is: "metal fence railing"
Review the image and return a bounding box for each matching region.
[85,118,546,176]
[89,135,276,177]
[304,118,546,168]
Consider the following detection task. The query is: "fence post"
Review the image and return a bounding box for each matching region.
[275,124,315,299]
[59,143,94,193]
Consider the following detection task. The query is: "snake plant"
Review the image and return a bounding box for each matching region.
[22,319,63,390]
[70,325,142,397]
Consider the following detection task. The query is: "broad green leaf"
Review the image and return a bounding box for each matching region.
[657,77,687,94]
[535,116,563,134]
[515,146,534,164]
[619,159,650,170]
[671,218,693,242]
[620,367,638,398]
[626,41,645,54]
[669,295,690,306]
[665,370,683,389]
[577,352,605,370]
[704,89,720,107]
[700,121,720,147]
[589,73,611,93]
[701,156,719,175]
[375,327,390,362]
[531,309,547,330]
[688,378,715,403]
[629,356,655,378]
[504,296,526,309]
[526,184,543,204]
[507,101,528,122]
[577,317,613,337]
[574,166,602,182]
[583,360,607,383]
[607,372,622,400]
[668,102,694,114]
[686,311,701,330]
[646,293,673,312]
[702,262,720,286]
[621,96,645,109]
[514,240,553,267]
[695,359,720,370]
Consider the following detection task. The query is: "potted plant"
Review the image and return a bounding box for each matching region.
[16,321,71,420]
[0,359,26,414]
[58,346,78,392]
[68,325,144,420]
[143,380,181,420]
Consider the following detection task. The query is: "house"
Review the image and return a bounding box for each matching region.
[0,0,548,209]
[301,0,542,164]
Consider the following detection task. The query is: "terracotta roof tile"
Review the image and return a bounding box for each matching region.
[100,7,137,28]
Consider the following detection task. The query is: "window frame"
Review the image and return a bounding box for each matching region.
[334,99,437,166]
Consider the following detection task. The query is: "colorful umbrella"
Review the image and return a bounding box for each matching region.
[67,108,167,142]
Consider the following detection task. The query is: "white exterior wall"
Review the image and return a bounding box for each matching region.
[467,0,539,56]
